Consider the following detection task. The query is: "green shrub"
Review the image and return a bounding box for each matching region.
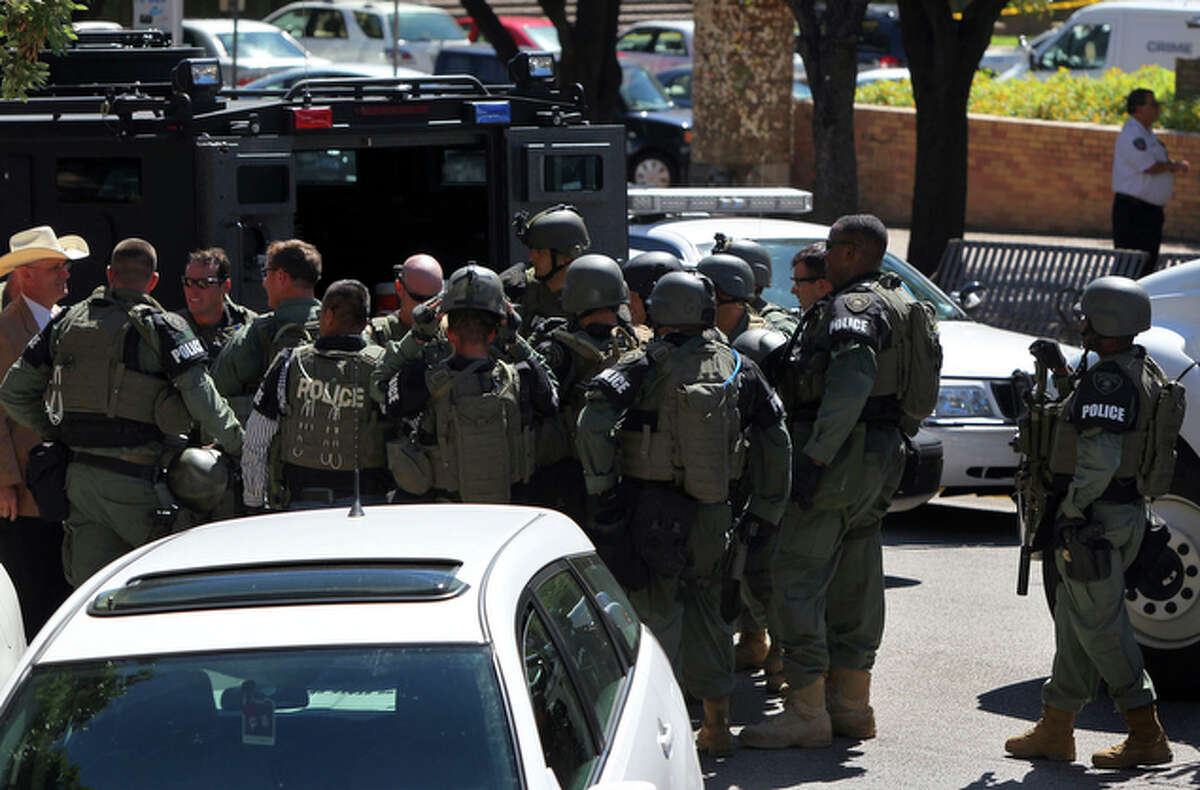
[854,66,1200,133]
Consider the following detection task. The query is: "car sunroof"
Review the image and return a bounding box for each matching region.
[89,561,467,616]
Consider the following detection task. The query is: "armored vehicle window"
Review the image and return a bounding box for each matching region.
[56,158,141,203]
[441,150,486,185]
[544,155,602,193]
[296,150,357,185]
[237,165,290,204]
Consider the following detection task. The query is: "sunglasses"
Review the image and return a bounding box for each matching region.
[181,276,226,289]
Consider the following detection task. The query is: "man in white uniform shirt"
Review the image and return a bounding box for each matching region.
[1112,88,1189,276]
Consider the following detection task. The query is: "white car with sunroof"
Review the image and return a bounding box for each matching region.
[0,505,701,789]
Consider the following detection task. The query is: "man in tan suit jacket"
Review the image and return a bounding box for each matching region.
[0,226,86,637]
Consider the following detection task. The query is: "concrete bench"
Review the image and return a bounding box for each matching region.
[933,239,1150,342]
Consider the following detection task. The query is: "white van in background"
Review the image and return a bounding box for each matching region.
[1003,0,1200,79]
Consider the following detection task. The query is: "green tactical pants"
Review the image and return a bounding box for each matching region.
[770,423,904,689]
[737,526,780,635]
[629,501,735,700]
[1042,500,1156,713]
[63,463,162,587]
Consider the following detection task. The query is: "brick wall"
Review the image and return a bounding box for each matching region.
[793,101,1200,241]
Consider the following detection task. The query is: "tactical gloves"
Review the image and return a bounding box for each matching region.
[791,455,823,509]
[410,299,441,342]
[1029,338,1068,372]
[586,485,629,540]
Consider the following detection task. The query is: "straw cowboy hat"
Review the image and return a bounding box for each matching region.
[0,225,90,279]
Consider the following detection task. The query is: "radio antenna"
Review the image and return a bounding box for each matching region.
[348,356,365,518]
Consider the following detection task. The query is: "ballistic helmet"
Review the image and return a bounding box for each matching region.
[732,327,789,384]
[514,204,590,258]
[647,271,716,328]
[166,447,230,514]
[697,253,755,301]
[443,264,506,318]
[714,234,772,290]
[622,251,683,300]
[562,254,629,315]
[1080,276,1151,337]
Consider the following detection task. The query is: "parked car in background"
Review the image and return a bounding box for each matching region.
[181,19,326,86]
[665,63,894,109]
[627,186,1049,501]
[264,0,469,73]
[457,14,560,52]
[238,62,426,91]
[0,505,702,789]
[622,19,805,77]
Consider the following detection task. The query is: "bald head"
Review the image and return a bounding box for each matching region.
[395,253,444,327]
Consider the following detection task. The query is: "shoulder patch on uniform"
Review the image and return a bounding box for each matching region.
[1133,137,1147,151]
[588,350,651,410]
[843,292,873,313]
[151,310,209,376]
[1072,361,1138,432]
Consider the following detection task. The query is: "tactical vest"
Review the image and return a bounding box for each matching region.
[227,311,322,420]
[51,293,190,447]
[1045,348,1182,498]
[617,336,748,504]
[536,324,639,465]
[420,359,533,503]
[277,344,388,473]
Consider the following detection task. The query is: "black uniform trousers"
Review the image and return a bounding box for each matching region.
[1112,192,1164,278]
[0,516,71,639]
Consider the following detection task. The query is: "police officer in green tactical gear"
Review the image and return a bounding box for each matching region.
[713,234,799,334]
[212,239,323,422]
[621,251,683,339]
[172,247,258,360]
[1006,276,1178,770]
[367,253,444,346]
[0,238,244,586]
[528,254,641,522]
[372,265,559,504]
[697,253,763,343]
[742,214,939,750]
[501,205,590,329]
[575,270,791,757]
[242,280,393,510]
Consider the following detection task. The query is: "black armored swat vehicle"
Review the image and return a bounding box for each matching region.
[0,30,627,311]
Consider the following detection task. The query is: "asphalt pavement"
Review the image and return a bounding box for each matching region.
[700,496,1200,789]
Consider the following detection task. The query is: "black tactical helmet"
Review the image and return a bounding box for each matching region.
[514,204,590,258]
[714,234,772,290]
[443,264,507,318]
[647,271,716,328]
[1080,276,1151,337]
[562,254,629,315]
[622,251,684,300]
[732,327,789,383]
[166,447,230,514]
[697,253,755,301]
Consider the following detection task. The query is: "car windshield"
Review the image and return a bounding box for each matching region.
[695,238,965,321]
[387,11,467,41]
[621,64,673,112]
[216,31,307,59]
[524,25,561,51]
[0,646,519,789]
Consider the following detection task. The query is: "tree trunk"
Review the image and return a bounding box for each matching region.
[787,1,869,223]
[460,0,519,65]
[540,0,623,123]
[897,0,1007,276]
[691,0,793,186]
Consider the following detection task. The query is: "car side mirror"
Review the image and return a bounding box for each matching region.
[952,280,986,313]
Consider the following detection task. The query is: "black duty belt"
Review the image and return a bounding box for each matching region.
[1097,476,1141,504]
[71,451,157,481]
[789,395,901,425]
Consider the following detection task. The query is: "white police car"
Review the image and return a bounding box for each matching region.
[628,187,1048,499]
[0,505,702,789]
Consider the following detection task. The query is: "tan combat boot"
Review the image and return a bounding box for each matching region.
[826,667,876,739]
[740,677,833,749]
[695,696,737,757]
[764,643,786,693]
[1004,705,1076,761]
[735,629,770,671]
[1092,704,1173,769]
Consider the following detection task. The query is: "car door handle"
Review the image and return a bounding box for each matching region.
[657,717,673,759]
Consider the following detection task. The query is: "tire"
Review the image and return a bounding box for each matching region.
[629,152,676,187]
[1041,441,1200,697]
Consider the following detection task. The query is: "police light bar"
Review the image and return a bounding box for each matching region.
[627,187,814,217]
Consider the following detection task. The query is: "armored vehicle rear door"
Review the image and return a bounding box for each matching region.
[195,137,297,311]
[506,125,627,263]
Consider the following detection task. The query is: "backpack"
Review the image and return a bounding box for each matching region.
[876,278,943,435]
[1138,357,1188,498]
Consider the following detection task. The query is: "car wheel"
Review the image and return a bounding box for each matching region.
[1042,442,1200,696]
[630,152,676,187]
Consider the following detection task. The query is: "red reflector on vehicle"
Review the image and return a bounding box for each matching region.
[290,107,332,129]
[355,103,430,117]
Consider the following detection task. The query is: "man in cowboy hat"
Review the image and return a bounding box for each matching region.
[0,226,86,633]
[0,236,243,586]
